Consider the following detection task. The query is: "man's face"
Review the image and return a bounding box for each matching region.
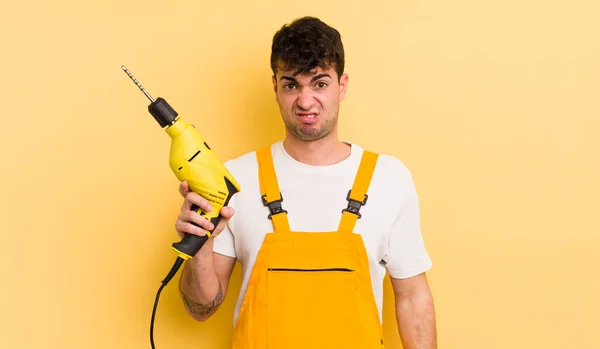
[272,65,349,142]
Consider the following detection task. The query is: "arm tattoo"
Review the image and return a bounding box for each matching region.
[179,280,224,316]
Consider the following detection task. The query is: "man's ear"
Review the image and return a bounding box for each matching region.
[339,73,349,101]
[272,75,279,103]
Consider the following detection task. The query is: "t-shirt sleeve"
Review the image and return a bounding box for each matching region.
[212,222,237,258]
[382,171,432,279]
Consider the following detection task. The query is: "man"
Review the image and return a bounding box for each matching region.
[175,16,437,349]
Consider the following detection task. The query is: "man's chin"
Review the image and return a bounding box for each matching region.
[291,128,328,142]
[284,119,332,141]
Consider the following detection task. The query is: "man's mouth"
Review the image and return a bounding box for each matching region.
[296,112,318,124]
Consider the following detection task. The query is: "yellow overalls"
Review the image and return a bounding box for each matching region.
[231,146,385,349]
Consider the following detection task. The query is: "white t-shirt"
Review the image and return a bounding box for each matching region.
[213,140,432,325]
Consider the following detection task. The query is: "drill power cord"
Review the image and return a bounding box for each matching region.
[150,256,185,349]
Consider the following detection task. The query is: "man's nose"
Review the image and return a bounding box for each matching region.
[296,88,313,110]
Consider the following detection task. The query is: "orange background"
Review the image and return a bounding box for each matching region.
[1,0,599,348]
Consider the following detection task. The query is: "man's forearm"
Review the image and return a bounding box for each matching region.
[178,250,224,321]
[395,291,437,349]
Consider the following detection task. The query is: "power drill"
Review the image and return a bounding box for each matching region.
[121,66,241,348]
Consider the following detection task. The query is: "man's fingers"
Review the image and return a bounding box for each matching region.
[184,211,215,231]
[182,192,213,213]
[175,183,233,243]
[175,219,207,238]
[175,206,234,241]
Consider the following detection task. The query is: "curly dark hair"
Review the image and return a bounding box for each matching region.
[270,16,345,80]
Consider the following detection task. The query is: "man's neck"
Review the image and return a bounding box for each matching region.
[282,134,351,166]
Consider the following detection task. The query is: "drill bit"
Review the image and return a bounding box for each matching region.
[122,65,155,102]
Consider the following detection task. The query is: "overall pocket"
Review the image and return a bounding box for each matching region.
[265,267,365,349]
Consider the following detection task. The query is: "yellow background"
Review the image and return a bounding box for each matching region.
[1,0,598,348]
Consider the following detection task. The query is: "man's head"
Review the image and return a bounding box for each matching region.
[270,16,348,142]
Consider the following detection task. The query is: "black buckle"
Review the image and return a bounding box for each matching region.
[262,192,287,219]
[342,190,368,219]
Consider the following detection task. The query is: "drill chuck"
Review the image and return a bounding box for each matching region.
[149,97,178,127]
[121,65,178,128]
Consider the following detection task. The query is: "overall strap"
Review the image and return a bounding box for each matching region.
[338,150,379,232]
[256,146,291,232]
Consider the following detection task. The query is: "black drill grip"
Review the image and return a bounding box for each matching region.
[172,177,238,258]
[172,204,221,258]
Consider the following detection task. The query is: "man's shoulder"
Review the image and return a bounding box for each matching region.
[223,148,259,171]
[226,148,259,161]
[377,153,412,175]
[222,141,283,171]
[356,145,413,179]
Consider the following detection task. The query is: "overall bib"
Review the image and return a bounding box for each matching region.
[231,146,385,349]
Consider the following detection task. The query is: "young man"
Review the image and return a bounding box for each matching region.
[175,16,437,349]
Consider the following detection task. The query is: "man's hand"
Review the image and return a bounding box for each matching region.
[174,180,235,251]
[390,273,437,349]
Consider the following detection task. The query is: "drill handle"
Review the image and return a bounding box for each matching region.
[172,204,221,259]
[172,177,239,259]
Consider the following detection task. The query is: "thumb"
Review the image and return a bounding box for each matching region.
[221,206,235,219]
[178,181,190,197]
[212,207,234,234]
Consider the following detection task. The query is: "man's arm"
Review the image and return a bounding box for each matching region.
[179,242,237,322]
[390,272,437,349]
[175,180,237,322]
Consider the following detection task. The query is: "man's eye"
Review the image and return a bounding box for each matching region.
[283,84,296,90]
[316,82,327,88]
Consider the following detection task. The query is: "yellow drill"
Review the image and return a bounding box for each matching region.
[121,66,241,348]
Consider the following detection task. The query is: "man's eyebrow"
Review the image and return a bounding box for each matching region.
[279,73,332,83]
[280,75,298,83]
[310,73,331,82]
